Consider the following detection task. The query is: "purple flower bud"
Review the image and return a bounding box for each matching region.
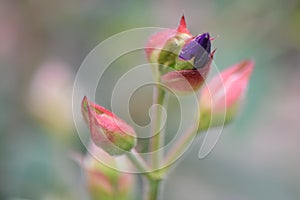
[179,33,211,69]
[195,33,211,53]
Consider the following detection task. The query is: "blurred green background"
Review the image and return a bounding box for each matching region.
[1,0,300,199]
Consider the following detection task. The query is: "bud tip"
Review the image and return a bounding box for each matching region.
[177,14,191,35]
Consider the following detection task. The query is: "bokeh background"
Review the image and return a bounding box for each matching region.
[1,0,300,199]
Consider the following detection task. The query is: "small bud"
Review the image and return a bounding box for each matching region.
[145,15,192,64]
[198,60,254,131]
[145,15,215,95]
[27,60,74,137]
[81,96,137,156]
[82,144,134,200]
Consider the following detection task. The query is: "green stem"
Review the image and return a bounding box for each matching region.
[126,149,153,180]
[164,124,199,167]
[126,149,163,200]
[129,66,166,199]
[150,84,166,168]
[147,179,161,200]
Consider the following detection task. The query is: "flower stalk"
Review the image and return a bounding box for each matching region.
[80,15,254,200]
[147,179,161,200]
[150,83,166,168]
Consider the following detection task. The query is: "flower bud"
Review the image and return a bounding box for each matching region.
[157,33,191,69]
[81,144,134,200]
[81,96,137,156]
[178,33,211,70]
[145,15,215,94]
[145,15,192,63]
[198,60,254,131]
[27,60,74,138]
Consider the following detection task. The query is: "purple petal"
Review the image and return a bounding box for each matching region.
[195,33,211,53]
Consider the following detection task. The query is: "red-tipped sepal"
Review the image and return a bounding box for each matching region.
[177,14,191,35]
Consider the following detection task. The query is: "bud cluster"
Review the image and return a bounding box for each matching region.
[79,15,255,200]
[146,15,215,94]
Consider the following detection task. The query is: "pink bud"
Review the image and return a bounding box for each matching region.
[145,15,192,62]
[82,144,134,200]
[145,15,216,94]
[81,96,137,156]
[198,60,254,130]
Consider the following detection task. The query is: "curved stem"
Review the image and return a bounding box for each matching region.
[126,149,153,180]
[150,84,166,168]
[164,124,199,167]
[126,149,163,200]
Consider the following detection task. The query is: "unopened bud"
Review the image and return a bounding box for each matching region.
[81,96,137,156]
[198,60,254,131]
